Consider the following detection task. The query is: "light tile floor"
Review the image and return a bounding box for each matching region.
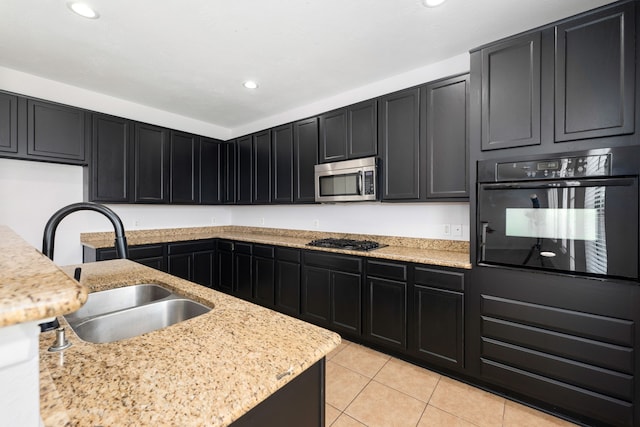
[325,340,579,427]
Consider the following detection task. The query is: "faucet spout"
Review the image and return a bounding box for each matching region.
[42,202,129,261]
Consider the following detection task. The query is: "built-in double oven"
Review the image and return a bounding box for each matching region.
[477,147,639,281]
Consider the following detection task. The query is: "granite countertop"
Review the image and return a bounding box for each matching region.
[39,259,341,426]
[81,226,472,269]
[0,226,87,327]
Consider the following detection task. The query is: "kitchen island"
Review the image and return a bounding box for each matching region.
[39,259,340,426]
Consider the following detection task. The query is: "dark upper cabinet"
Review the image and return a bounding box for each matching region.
[293,117,319,203]
[222,142,236,204]
[133,123,170,203]
[272,124,294,204]
[423,74,469,200]
[378,87,422,201]
[90,114,132,203]
[253,130,271,204]
[170,131,199,204]
[348,99,377,159]
[26,98,89,163]
[236,135,252,204]
[319,109,347,163]
[319,99,377,163]
[480,32,541,151]
[200,137,223,205]
[0,92,18,154]
[555,1,635,142]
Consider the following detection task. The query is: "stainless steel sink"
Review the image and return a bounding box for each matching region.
[70,299,210,343]
[65,284,172,322]
[64,284,211,343]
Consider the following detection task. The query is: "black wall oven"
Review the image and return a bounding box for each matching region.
[477,148,639,281]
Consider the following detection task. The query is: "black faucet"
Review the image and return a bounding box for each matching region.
[42,202,129,261]
[40,202,129,332]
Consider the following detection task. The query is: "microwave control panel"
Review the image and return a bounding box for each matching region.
[496,154,611,181]
[363,171,375,195]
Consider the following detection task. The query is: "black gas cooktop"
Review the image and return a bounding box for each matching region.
[307,238,386,251]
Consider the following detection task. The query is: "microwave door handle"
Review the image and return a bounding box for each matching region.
[358,171,363,195]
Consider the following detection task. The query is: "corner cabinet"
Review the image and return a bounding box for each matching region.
[200,137,224,204]
[167,240,216,288]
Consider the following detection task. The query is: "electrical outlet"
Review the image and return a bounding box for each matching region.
[443,224,451,236]
[259,217,265,226]
[133,219,140,227]
[211,217,216,225]
[313,219,320,228]
[452,224,462,236]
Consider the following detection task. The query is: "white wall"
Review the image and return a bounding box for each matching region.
[0,55,471,266]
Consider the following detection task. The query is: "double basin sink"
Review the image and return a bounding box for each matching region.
[64,284,211,343]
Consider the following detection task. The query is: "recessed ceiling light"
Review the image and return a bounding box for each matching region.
[423,0,447,7]
[67,2,100,19]
[243,81,259,89]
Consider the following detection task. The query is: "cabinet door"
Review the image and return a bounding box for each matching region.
[234,243,253,300]
[276,259,301,316]
[481,32,541,150]
[90,114,131,202]
[331,271,362,336]
[0,92,18,154]
[170,131,199,204]
[378,87,422,200]
[301,266,331,326]
[348,99,377,159]
[27,98,87,163]
[236,136,252,204]
[168,253,192,281]
[272,124,294,203]
[136,256,167,272]
[555,2,635,142]
[319,109,347,163]
[293,117,319,203]
[222,142,236,204]
[193,250,215,288]
[367,277,406,350]
[253,130,271,204]
[200,137,223,204]
[134,123,169,203]
[424,74,469,199]
[254,256,275,307]
[217,247,234,293]
[414,285,463,370]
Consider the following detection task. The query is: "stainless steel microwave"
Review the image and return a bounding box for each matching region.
[314,157,378,202]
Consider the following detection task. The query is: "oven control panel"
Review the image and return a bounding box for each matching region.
[496,154,611,181]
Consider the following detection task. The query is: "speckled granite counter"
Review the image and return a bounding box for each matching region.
[0,226,87,327]
[39,259,341,426]
[81,226,472,269]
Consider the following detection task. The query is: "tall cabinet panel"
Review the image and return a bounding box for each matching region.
[134,123,169,203]
[90,114,131,203]
[222,142,236,204]
[236,135,253,204]
[378,87,421,201]
[200,137,223,204]
[253,130,272,204]
[480,32,541,151]
[0,92,18,154]
[272,124,294,204]
[293,117,319,203]
[555,1,635,142]
[424,74,469,199]
[170,131,199,204]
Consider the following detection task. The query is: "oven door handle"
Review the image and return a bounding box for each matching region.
[481,177,635,190]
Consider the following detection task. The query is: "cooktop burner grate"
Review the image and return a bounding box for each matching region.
[307,238,386,251]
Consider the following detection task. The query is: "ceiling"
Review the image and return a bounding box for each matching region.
[0,0,617,131]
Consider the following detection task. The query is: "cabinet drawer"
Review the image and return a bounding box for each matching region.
[366,260,407,281]
[253,244,274,258]
[217,240,234,251]
[276,247,300,263]
[98,244,164,260]
[303,251,362,273]
[167,239,216,255]
[235,242,252,255]
[414,266,464,292]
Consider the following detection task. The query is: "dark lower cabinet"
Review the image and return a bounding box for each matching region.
[253,245,275,307]
[275,248,301,316]
[216,240,234,293]
[302,251,362,337]
[167,240,216,288]
[84,243,167,272]
[411,266,464,371]
[234,242,253,299]
[365,260,407,351]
